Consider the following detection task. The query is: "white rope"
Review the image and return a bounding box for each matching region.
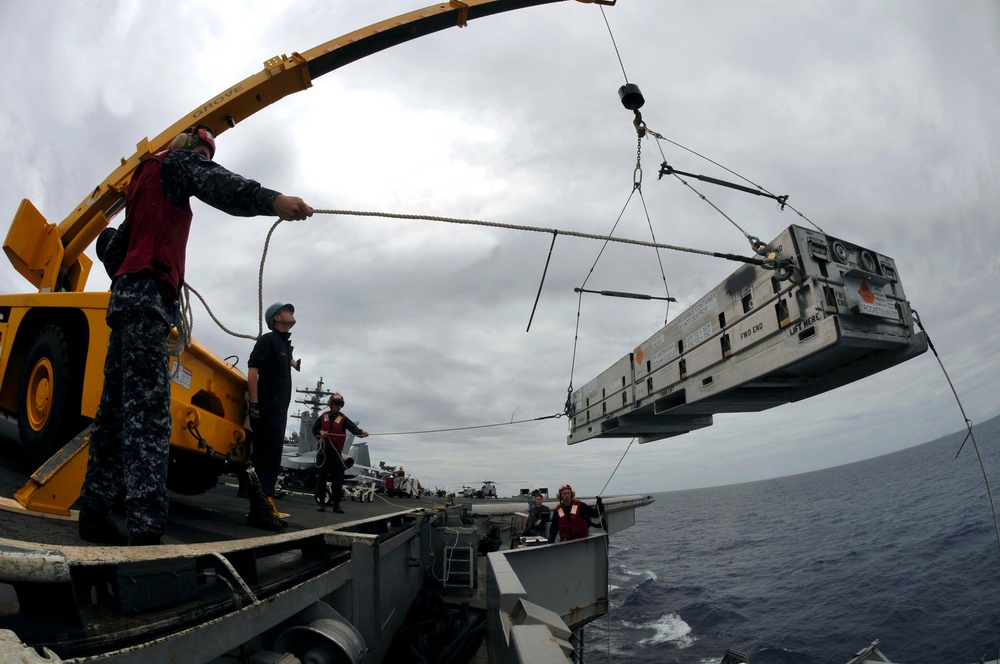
[172,217,287,346]
[183,283,258,341]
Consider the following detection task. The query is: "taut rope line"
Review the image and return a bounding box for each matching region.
[369,412,563,437]
[912,311,1000,559]
[311,208,769,268]
[186,207,780,350]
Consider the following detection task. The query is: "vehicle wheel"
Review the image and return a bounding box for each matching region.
[166,452,223,495]
[314,483,334,505]
[17,324,84,467]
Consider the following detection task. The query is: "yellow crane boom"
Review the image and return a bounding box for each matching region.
[0,0,614,514]
[5,0,613,294]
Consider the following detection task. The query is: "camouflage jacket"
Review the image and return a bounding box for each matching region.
[108,149,282,323]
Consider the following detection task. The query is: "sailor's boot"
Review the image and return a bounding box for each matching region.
[240,466,284,533]
[267,496,289,528]
[79,510,128,546]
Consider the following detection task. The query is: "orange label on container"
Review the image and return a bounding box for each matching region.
[858,280,875,304]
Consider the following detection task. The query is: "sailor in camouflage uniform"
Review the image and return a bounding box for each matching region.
[79,125,313,546]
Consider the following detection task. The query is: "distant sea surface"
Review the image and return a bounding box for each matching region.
[588,413,1000,664]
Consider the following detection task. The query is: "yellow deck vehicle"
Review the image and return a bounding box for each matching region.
[0,0,615,515]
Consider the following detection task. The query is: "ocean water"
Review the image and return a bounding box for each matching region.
[588,413,1000,664]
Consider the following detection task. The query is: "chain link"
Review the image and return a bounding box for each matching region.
[633,134,643,190]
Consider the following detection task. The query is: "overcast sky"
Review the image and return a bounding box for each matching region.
[1,1,998,497]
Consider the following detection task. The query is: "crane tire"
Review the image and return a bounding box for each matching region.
[17,324,84,468]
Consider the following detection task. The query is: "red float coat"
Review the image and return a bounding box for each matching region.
[553,499,590,542]
[117,151,192,293]
[316,411,362,452]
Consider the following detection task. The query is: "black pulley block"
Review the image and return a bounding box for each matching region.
[618,83,645,111]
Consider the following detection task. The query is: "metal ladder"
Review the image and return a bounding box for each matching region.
[443,544,475,588]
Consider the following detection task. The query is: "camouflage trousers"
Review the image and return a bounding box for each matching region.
[80,311,171,541]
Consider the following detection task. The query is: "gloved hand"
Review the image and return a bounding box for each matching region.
[248,403,261,427]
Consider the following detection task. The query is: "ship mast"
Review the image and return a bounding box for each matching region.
[291,378,334,453]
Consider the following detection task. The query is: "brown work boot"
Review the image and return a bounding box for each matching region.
[266,496,289,528]
[239,466,285,532]
[79,512,128,546]
[246,509,285,532]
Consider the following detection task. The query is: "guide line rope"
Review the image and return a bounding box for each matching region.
[599,438,635,499]
[169,216,284,352]
[183,283,258,341]
[175,196,794,432]
[185,206,787,348]
[913,310,1000,663]
[912,311,1000,560]
[367,412,564,437]
[257,218,284,338]
[306,208,781,413]
[311,208,770,265]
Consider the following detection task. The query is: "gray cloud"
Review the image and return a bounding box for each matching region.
[1,1,997,496]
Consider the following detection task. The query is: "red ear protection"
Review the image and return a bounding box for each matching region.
[171,124,216,158]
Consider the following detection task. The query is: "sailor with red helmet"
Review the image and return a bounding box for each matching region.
[548,484,602,543]
[311,393,368,513]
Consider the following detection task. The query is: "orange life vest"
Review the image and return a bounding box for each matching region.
[554,499,590,541]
